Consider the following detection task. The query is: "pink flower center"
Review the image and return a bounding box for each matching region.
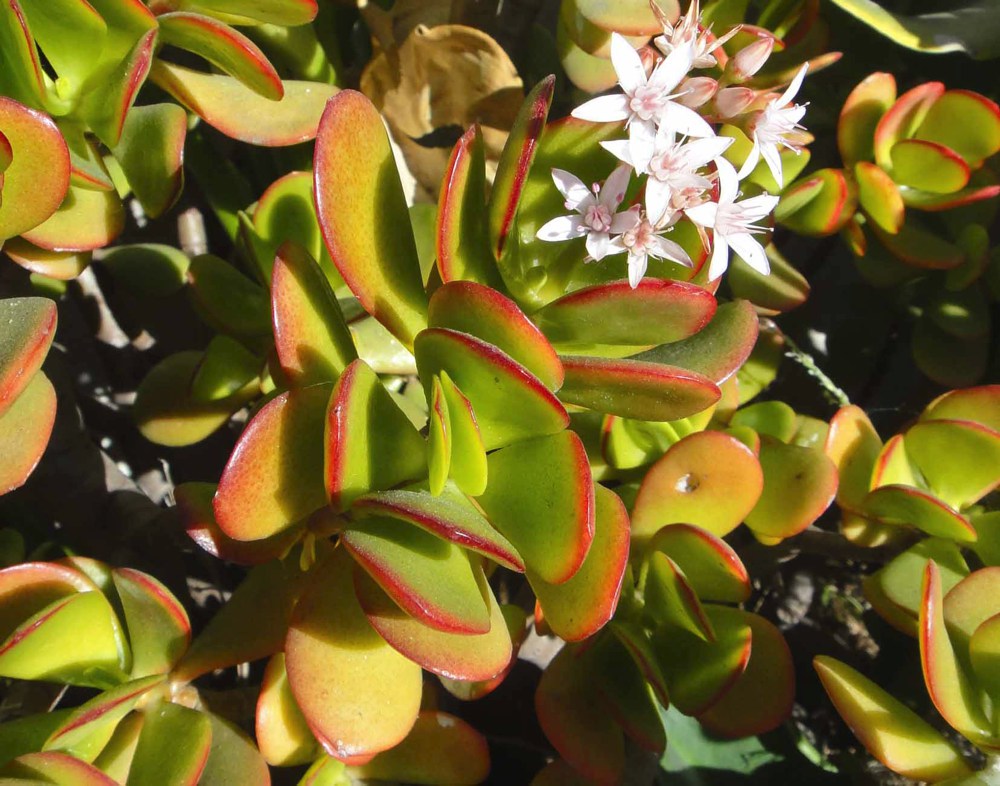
[622,220,656,252]
[629,85,668,121]
[583,203,613,232]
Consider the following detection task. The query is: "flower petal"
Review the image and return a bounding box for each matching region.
[601,164,633,208]
[572,95,630,123]
[777,63,809,107]
[649,235,693,267]
[551,169,591,209]
[707,234,730,280]
[610,206,642,233]
[586,230,611,261]
[683,135,734,168]
[737,194,781,221]
[737,139,761,180]
[610,33,647,94]
[661,101,715,138]
[628,251,648,288]
[645,178,672,226]
[684,201,718,228]
[537,215,585,242]
[760,142,784,187]
[649,40,695,93]
[600,140,634,166]
[715,157,740,203]
[628,121,657,174]
[727,231,771,275]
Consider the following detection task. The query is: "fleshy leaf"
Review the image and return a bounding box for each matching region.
[477,432,594,585]
[4,751,117,785]
[824,405,881,511]
[428,281,563,391]
[489,76,555,259]
[535,279,716,348]
[648,524,751,604]
[342,517,492,634]
[744,440,838,543]
[730,401,796,442]
[890,140,970,194]
[285,549,422,761]
[20,185,124,252]
[256,653,318,767]
[922,386,1000,434]
[905,420,1000,510]
[574,0,664,34]
[3,238,90,280]
[559,355,720,421]
[157,12,283,100]
[439,372,488,496]
[79,29,156,148]
[187,254,270,337]
[915,90,1000,168]
[536,646,625,786]
[351,712,490,786]
[427,377,450,496]
[644,553,714,640]
[314,90,427,347]
[874,82,944,170]
[111,568,190,677]
[0,0,45,108]
[99,244,190,297]
[0,372,55,496]
[171,0,317,26]
[862,485,976,542]
[814,656,972,782]
[529,485,628,641]
[776,168,856,236]
[199,712,270,786]
[190,335,260,403]
[272,240,357,386]
[125,701,211,786]
[969,613,1000,707]
[151,60,336,146]
[112,103,186,219]
[414,327,568,451]
[838,72,896,166]
[353,566,511,682]
[855,161,904,234]
[351,485,522,572]
[0,98,70,240]
[325,359,427,509]
[631,431,764,544]
[0,295,55,417]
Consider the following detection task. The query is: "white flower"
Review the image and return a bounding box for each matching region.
[607,215,693,289]
[685,157,779,280]
[653,0,740,70]
[571,34,712,143]
[738,63,809,186]
[603,125,733,225]
[535,165,640,261]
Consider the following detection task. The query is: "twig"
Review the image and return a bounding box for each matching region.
[767,320,851,407]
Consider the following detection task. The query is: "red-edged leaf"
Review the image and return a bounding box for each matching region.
[0,371,56,495]
[354,566,511,682]
[256,653,318,767]
[534,279,716,348]
[814,656,973,782]
[157,12,283,100]
[3,237,91,280]
[825,404,881,509]
[891,139,970,194]
[414,327,568,451]
[489,76,555,259]
[855,161,904,234]
[4,751,117,785]
[0,1,46,108]
[428,281,563,391]
[111,568,190,677]
[427,376,450,495]
[0,562,95,641]
[872,218,964,270]
[645,552,714,640]
[272,240,357,386]
[838,72,896,165]
[944,568,1000,666]
[610,621,670,707]
[0,296,56,417]
[151,60,336,146]
[536,646,625,786]
[351,486,522,572]
[342,517,492,635]
[574,0,664,34]
[923,386,1000,433]
[529,485,628,641]
[0,98,70,240]
[862,485,976,542]
[314,90,427,347]
[112,103,187,219]
[325,359,427,509]
[214,383,331,541]
[438,372,488,496]
[476,432,594,585]
[125,701,211,786]
[79,29,156,148]
[20,185,124,252]
[631,431,764,544]
[171,0,317,26]
[776,168,856,236]
[648,524,750,603]
[438,604,527,701]
[285,548,421,761]
[697,611,795,737]
[559,355,720,421]
[874,82,945,170]
[199,711,270,786]
[919,561,992,743]
[351,711,490,786]
[436,125,504,289]
[905,419,1000,510]
[915,90,1000,169]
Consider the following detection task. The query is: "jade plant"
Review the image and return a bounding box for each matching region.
[0,0,338,280]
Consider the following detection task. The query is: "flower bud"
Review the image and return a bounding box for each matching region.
[714,87,755,118]
[675,76,718,109]
[728,36,774,81]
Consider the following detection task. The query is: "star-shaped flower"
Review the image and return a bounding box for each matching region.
[685,157,779,280]
[535,165,640,261]
[653,0,740,70]
[571,34,712,143]
[607,214,693,288]
[738,63,809,186]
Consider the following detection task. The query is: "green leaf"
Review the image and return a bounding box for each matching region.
[251,171,327,283]
[476,432,594,585]
[648,524,750,604]
[873,82,944,170]
[353,567,511,682]
[728,242,810,314]
[214,383,331,540]
[439,372,488,496]
[922,387,1000,434]
[342,517,491,634]
[190,335,261,403]
[0,100,69,241]
[838,72,896,166]
[0,712,72,770]
[150,60,336,146]
[199,712,270,786]
[969,613,1000,708]
[18,0,106,88]
[0,239,87,281]
[644,552,714,640]
[4,751,118,785]
[873,218,964,270]
[21,185,125,253]
[172,0,317,26]
[256,654,318,767]
[157,12,282,100]
[427,377,450,496]
[272,241,357,386]
[814,656,972,782]
[855,161,904,234]
[915,91,1000,168]
[867,539,967,631]
[414,327,568,451]
[891,140,970,194]
[529,485,628,641]
[0,370,55,496]
[573,0,663,34]
[285,548,421,761]
[125,702,211,786]
[776,168,856,236]
[112,104,186,219]
[907,420,1000,509]
[313,89,427,348]
[861,485,976,541]
[731,401,796,442]
[99,244,190,297]
[324,360,427,509]
[0,2,46,108]
[91,712,143,783]
[111,569,190,678]
[187,254,271,337]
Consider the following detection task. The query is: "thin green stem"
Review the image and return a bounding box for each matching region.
[770,323,851,408]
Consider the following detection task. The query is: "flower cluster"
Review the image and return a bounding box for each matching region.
[537,0,809,287]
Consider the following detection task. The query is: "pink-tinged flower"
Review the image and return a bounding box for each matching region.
[675,76,718,109]
[714,87,755,118]
[602,126,733,225]
[571,34,712,142]
[536,165,640,261]
[727,36,774,81]
[738,63,809,186]
[652,0,740,70]
[685,157,779,280]
[607,215,693,289]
